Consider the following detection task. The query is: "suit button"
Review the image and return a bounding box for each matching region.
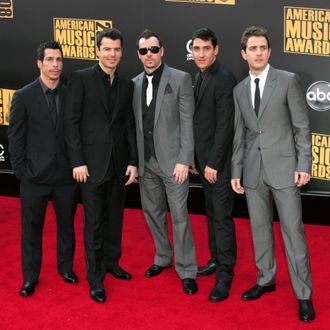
[258,147,261,150]
[148,131,152,134]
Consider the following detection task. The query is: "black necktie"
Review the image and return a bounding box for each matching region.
[47,89,58,128]
[254,78,260,116]
[194,73,203,99]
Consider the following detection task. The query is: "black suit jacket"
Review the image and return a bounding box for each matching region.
[8,78,73,185]
[64,64,138,183]
[193,60,236,178]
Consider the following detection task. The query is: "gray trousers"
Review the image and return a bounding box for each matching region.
[245,165,312,299]
[139,157,197,279]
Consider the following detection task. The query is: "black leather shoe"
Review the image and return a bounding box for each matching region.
[197,260,217,276]
[90,288,106,303]
[20,282,36,297]
[241,284,276,300]
[182,278,198,295]
[60,272,78,284]
[298,299,315,322]
[107,265,132,280]
[144,264,171,278]
[208,280,230,302]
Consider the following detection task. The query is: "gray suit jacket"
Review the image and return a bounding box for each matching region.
[231,66,312,189]
[132,64,195,176]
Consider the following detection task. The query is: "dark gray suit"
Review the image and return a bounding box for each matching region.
[132,64,197,279]
[232,66,312,299]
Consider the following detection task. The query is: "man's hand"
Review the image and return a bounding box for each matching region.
[189,165,199,175]
[204,166,217,184]
[173,163,189,184]
[73,165,89,183]
[125,165,138,186]
[231,178,245,194]
[294,171,310,187]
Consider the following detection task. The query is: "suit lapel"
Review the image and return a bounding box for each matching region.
[154,64,169,127]
[134,73,144,132]
[243,77,256,118]
[258,66,277,119]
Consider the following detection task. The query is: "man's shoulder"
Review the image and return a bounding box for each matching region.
[165,65,189,78]
[272,67,296,81]
[14,78,40,98]
[234,75,249,93]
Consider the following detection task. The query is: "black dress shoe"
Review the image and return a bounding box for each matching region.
[90,288,106,303]
[144,264,171,278]
[298,299,315,322]
[20,282,36,297]
[208,280,230,302]
[241,284,276,300]
[182,278,198,295]
[60,272,78,284]
[197,260,217,276]
[107,265,132,280]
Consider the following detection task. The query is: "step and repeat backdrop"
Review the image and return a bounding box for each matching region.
[0,0,329,195]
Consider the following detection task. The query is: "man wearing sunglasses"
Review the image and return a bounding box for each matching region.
[132,29,198,295]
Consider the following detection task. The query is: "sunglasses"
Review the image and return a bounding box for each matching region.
[138,46,161,55]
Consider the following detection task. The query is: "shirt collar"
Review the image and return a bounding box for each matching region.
[249,64,270,83]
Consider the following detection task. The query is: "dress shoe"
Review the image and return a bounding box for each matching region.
[182,278,198,295]
[298,299,315,322]
[241,284,276,300]
[60,271,78,284]
[20,282,36,297]
[107,265,132,280]
[208,280,230,302]
[144,264,171,278]
[90,288,106,303]
[197,260,217,276]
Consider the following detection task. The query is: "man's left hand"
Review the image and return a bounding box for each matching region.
[173,163,189,184]
[294,171,310,187]
[204,166,218,184]
[125,165,138,186]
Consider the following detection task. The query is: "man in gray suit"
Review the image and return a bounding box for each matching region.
[132,29,197,294]
[231,26,315,322]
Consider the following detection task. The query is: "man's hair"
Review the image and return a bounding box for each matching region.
[136,29,162,49]
[96,28,123,49]
[37,41,63,61]
[191,27,218,48]
[240,26,270,51]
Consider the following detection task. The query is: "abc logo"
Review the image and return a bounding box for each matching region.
[306,81,330,112]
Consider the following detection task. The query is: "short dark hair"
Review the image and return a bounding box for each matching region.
[136,29,162,49]
[241,26,270,51]
[96,28,123,49]
[191,28,218,48]
[37,41,63,61]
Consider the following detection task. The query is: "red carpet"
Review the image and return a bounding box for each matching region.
[0,196,328,329]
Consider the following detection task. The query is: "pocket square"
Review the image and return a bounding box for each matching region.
[164,84,173,94]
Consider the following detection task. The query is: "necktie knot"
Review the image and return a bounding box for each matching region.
[254,78,260,86]
[47,88,57,96]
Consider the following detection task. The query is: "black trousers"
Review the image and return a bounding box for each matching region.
[20,180,78,283]
[80,175,125,289]
[198,170,237,283]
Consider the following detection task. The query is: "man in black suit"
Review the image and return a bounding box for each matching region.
[65,28,138,303]
[190,28,237,302]
[8,41,79,297]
